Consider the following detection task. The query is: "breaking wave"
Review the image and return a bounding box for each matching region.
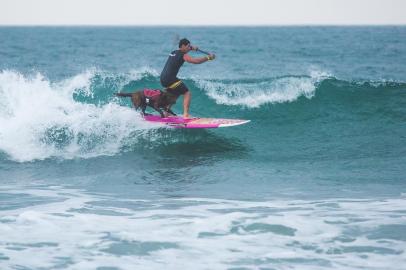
[0,69,158,162]
[1,68,405,162]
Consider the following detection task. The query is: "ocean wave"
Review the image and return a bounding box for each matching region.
[193,71,406,109]
[194,70,332,108]
[0,70,159,162]
[64,67,160,104]
[1,68,405,162]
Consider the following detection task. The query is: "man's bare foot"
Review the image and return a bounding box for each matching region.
[183,114,192,119]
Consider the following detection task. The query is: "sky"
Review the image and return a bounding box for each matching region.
[0,0,405,25]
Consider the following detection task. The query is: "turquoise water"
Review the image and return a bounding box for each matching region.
[0,26,406,269]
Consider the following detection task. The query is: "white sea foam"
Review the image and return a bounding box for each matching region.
[0,70,159,162]
[195,69,332,108]
[0,186,405,270]
[128,66,159,81]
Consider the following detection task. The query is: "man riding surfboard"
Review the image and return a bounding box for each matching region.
[160,38,215,118]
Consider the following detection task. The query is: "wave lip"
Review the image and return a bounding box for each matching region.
[195,70,331,108]
[0,70,157,162]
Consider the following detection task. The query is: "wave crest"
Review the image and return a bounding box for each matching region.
[0,70,158,162]
[195,71,332,108]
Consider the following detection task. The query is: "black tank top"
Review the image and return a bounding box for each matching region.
[160,50,185,87]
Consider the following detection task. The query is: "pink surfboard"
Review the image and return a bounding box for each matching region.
[143,115,250,129]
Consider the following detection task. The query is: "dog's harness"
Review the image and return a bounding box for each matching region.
[143,89,161,105]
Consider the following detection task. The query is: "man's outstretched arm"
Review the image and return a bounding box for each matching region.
[183,53,215,64]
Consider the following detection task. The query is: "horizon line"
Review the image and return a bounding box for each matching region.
[1,23,406,27]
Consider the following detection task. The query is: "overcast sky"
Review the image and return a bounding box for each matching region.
[1,0,405,25]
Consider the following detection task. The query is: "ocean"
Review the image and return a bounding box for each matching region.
[0,26,405,269]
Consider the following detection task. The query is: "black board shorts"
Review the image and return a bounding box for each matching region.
[166,80,189,97]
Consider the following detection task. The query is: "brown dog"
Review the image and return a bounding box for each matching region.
[116,89,178,118]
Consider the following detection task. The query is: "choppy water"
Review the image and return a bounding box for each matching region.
[0,26,406,269]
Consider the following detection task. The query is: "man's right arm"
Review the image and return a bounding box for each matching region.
[183,53,215,64]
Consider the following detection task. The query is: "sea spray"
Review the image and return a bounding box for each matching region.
[0,70,157,162]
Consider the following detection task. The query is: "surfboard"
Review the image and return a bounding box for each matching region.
[143,115,250,129]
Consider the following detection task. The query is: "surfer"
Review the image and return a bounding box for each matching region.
[160,38,215,118]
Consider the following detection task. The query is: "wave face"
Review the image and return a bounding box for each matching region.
[1,68,405,162]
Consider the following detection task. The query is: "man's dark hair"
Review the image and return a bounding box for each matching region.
[179,38,190,48]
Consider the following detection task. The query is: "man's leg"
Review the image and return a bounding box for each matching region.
[183,91,191,118]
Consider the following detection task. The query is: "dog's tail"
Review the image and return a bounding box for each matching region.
[115,92,132,98]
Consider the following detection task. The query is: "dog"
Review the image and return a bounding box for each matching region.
[116,89,178,118]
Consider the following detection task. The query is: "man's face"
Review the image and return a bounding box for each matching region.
[180,43,191,53]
